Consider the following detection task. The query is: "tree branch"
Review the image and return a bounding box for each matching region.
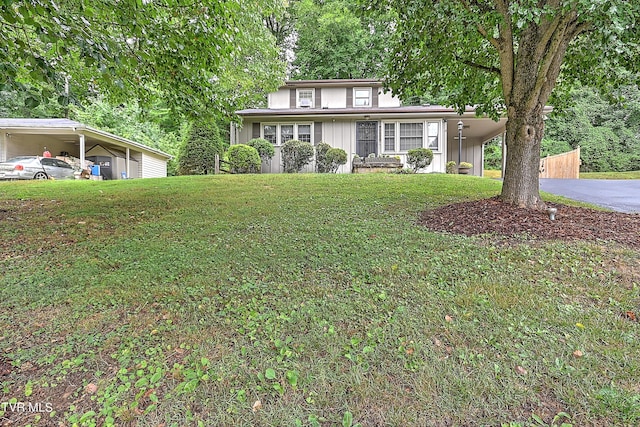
[455,54,501,75]
[458,0,501,50]
[493,0,515,105]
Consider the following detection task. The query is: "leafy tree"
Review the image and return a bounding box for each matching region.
[281,139,314,173]
[71,97,183,156]
[0,1,285,119]
[291,0,390,79]
[367,0,640,208]
[406,148,434,172]
[228,144,261,174]
[177,122,225,175]
[544,85,640,172]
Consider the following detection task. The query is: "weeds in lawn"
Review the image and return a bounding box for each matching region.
[0,174,638,426]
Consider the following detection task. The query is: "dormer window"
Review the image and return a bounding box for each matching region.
[353,88,372,107]
[297,89,314,108]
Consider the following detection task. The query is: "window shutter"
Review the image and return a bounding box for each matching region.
[314,122,322,143]
[252,123,260,139]
[346,88,353,107]
[315,88,321,108]
[372,89,379,108]
[290,89,296,108]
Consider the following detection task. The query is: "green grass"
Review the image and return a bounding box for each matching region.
[580,170,640,179]
[485,170,640,180]
[1,174,638,427]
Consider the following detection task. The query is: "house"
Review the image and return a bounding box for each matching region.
[232,79,509,175]
[0,118,171,178]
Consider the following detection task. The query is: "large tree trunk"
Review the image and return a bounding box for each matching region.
[500,104,546,209]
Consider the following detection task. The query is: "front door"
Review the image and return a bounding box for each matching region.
[356,121,378,158]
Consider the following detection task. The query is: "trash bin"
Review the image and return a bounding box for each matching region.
[91,165,100,176]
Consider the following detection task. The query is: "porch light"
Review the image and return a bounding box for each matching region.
[457,120,463,167]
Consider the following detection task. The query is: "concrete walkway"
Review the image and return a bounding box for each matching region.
[540,179,640,213]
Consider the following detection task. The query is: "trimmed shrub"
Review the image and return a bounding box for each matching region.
[315,142,332,173]
[227,144,261,174]
[246,138,275,163]
[446,161,457,174]
[406,148,434,172]
[325,147,348,173]
[177,122,225,175]
[281,139,314,173]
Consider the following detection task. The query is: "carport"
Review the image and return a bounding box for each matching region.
[0,118,171,179]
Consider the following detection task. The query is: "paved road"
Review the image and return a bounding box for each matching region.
[540,179,640,213]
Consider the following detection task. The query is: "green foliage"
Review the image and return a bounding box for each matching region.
[446,161,457,174]
[367,0,640,205]
[291,0,391,79]
[483,139,502,170]
[246,138,275,163]
[177,122,225,175]
[70,97,183,156]
[543,86,640,172]
[0,0,285,119]
[371,0,640,117]
[281,139,315,173]
[325,148,348,173]
[227,144,261,174]
[315,142,332,173]
[406,148,434,172]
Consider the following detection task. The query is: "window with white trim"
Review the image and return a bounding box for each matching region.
[427,122,439,150]
[382,121,440,152]
[400,123,423,151]
[384,123,395,152]
[353,88,372,107]
[297,89,314,108]
[281,124,294,144]
[263,125,277,145]
[298,124,311,143]
[262,123,314,145]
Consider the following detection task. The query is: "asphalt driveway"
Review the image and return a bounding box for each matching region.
[540,179,640,213]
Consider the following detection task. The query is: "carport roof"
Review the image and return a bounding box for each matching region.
[0,118,172,159]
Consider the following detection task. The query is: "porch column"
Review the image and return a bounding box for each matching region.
[1,132,7,162]
[79,134,86,170]
[126,147,130,179]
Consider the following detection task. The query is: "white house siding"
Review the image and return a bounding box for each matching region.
[447,135,484,176]
[377,91,401,108]
[321,88,347,109]
[268,90,290,109]
[139,153,167,178]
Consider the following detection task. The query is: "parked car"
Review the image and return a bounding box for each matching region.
[0,156,75,180]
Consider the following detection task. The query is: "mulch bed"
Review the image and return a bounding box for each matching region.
[418,196,640,248]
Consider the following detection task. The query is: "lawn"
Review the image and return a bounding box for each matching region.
[579,171,640,179]
[1,174,638,427]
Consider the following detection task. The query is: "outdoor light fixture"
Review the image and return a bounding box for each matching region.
[457,120,463,167]
[547,207,557,220]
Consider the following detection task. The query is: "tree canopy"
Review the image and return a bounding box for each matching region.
[366,0,640,207]
[285,0,391,79]
[0,0,286,119]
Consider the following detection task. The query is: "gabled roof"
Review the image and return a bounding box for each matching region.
[0,118,172,159]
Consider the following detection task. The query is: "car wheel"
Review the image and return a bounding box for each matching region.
[33,172,48,180]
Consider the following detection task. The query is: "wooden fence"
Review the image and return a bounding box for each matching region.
[539,147,580,179]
